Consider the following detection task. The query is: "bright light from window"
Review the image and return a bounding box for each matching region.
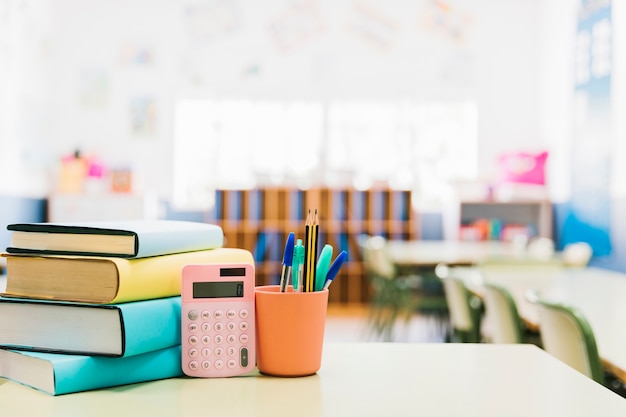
[173,99,477,210]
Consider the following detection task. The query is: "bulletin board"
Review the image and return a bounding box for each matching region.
[561,0,612,256]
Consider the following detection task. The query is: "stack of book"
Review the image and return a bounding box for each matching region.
[0,219,253,395]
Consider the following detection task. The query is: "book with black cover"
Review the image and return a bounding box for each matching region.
[6,220,224,258]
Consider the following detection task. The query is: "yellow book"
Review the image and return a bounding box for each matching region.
[2,248,253,304]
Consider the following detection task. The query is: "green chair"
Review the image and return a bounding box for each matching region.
[525,290,604,383]
[481,283,541,346]
[435,264,482,343]
[360,235,447,342]
[360,235,419,341]
[481,283,523,344]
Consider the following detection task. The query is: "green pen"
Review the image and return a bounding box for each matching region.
[292,239,305,292]
[315,244,333,292]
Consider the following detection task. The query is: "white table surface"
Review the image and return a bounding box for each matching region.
[386,240,528,266]
[1,343,625,416]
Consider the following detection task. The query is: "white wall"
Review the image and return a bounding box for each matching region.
[472,0,542,177]
[537,0,577,203]
[0,0,54,196]
[3,0,543,199]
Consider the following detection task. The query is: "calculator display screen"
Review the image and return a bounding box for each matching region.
[193,281,244,298]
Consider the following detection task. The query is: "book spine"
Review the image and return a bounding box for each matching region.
[117,297,182,357]
[54,345,183,395]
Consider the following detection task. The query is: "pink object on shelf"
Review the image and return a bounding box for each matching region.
[498,151,548,185]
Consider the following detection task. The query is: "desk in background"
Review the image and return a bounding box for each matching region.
[374,239,538,341]
[467,265,626,384]
[1,343,625,416]
[385,240,524,267]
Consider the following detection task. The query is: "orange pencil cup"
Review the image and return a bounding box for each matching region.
[255,285,328,377]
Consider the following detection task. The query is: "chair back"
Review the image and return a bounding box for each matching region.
[526,291,604,383]
[361,235,395,280]
[562,242,593,267]
[526,237,555,261]
[441,277,474,331]
[436,264,481,342]
[481,283,523,344]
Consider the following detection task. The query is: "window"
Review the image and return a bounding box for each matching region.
[173,99,477,210]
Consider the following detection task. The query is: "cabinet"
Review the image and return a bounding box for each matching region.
[47,194,159,222]
[212,187,419,304]
[443,199,553,241]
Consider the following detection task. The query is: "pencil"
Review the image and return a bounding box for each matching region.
[304,209,312,292]
[310,209,319,292]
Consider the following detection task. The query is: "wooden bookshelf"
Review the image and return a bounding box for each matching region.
[442,199,553,241]
[212,187,419,305]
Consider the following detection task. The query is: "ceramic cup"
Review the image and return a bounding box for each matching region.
[255,285,328,377]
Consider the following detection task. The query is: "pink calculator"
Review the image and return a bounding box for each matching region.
[181,263,256,377]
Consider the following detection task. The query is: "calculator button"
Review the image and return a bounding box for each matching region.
[188,335,198,345]
[227,334,236,344]
[240,322,249,331]
[202,347,211,357]
[189,361,199,371]
[227,346,236,356]
[214,310,224,319]
[240,347,249,367]
[239,334,249,344]
[202,360,211,369]
[214,322,224,332]
[189,348,198,358]
[239,309,249,319]
[188,323,198,332]
[188,310,198,321]
[227,322,236,331]
[201,310,211,320]
[214,335,224,344]
[201,323,211,332]
[202,335,211,345]
[215,360,224,369]
[215,347,224,357]
[227,309,236,319]
[227,359,237,369]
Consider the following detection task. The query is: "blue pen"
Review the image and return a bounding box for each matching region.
[279,232,295,292]
[323,250,347,290]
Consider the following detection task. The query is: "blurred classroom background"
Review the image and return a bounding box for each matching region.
[1,0,624,306]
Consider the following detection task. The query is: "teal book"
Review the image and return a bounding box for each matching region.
[6,219,224,258]
[0,296,181,357]
[0,345,183,395]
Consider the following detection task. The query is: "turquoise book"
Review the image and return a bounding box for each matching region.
[0,345,183,395]
[6,219,224,258]
[0,296,181,357]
